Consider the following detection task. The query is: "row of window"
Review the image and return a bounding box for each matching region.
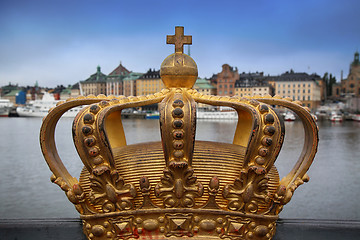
[218,91,233,95]
[277,89,311,94]
[277,83,312,88]
[218,84,233,88]
[236,88,268,92]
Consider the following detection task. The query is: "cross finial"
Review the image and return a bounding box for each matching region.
[166,26,192,54]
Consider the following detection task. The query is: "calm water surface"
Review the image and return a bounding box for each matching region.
[0,117,359,220]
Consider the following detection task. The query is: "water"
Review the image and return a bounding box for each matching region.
[0,117,359,220]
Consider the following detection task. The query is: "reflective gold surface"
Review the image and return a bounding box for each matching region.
[40,27,318,240]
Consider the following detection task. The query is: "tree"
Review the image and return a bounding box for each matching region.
[323,72,336,97]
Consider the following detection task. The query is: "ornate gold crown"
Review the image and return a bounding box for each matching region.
[40,26,318,240]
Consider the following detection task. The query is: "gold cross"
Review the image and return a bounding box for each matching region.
[166,26,192,54]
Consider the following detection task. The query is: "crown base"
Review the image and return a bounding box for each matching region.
[81,208,277,240]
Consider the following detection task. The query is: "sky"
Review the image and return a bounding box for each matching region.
[0,0,359,88]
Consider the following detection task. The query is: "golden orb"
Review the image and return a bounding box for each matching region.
[160,53,198,89]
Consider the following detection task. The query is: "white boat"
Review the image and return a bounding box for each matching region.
[329,112,343,122]
[352,114,360,122]
[16,92,82,118]
[0,99,13,117]
[196,107,238,119]
[284,112,296,121]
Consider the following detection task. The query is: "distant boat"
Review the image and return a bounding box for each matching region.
[0,99,12,117]
[196,107,238,120]
[284,112,296,121]
[329,112,343,122]
[352,114,360,122]
[146,111,159,119]
[16,92,81,118]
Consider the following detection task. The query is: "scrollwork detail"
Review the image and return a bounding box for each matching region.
[223,166,270,213]
[89,167,136,212]
[155,161,203,208]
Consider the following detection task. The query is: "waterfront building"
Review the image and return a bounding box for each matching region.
[59,84,81,100]
[136,69,164,96]
[194,78,217,108]
[2,89,21,105]
[267,70,322,110]
[234,72,272,97]
[106,62,131,96]
[333,51,360,98]
[80,66,107,96]
[122,72,143,96]
[70,83,81,98]
[194,78,217,95]
[234,79,271,97]
[216,64,239,96]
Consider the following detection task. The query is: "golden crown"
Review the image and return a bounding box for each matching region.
[40,26,318,240]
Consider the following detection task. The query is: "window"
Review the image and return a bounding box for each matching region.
[308,96,310,100]
[308,89,310,93]
[219,85,222,88]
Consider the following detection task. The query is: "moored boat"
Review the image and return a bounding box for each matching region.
[146,111,160,119]
[352,114,360,122]
[0,99,13,117]
[284,111,296,121]
[329,112,343,122]
[16,92,81,118]
[196,107,238,119]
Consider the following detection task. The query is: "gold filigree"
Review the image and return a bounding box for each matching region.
[89,167,136,212]
[155,161,203,208]
[223,166,270,213]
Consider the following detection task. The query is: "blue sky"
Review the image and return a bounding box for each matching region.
[0,0,359,87]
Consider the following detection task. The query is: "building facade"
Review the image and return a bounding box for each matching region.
[234,80,271,97]
[194,78,217,95]
[123,72,143,96]
[80,66,108,96]
[136,69,164,96]
[270,71,322,110]
[106,63,131,96]
[334,51,360,98]
[234,72,271,97]
[216,64,239,96]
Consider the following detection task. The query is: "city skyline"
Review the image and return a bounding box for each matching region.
[0,0,359,88]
